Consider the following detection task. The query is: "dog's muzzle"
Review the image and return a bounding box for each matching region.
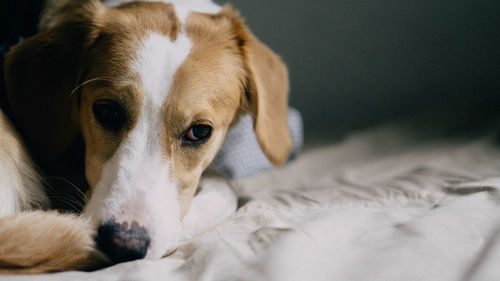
[96,219,151,263]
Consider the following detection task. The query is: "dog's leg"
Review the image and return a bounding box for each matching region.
[0,211,107,274]
[0,110,49,216]
[0,111,106,273]
[180,172,237,242]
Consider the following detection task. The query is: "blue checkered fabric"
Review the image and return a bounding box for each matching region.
[210,107,303,180]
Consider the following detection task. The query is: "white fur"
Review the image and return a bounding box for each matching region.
[0,150,46,216]
[83,31,193,259]
[174,5,190,25]
[181,175,237,241]
[102,0,221,16]
[0,115,48,216]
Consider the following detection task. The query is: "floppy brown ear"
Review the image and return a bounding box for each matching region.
[229,12,292,166]
[4,1,103,168]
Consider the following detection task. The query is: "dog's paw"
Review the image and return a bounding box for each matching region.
[180,174,237,241]
[0,211,108,274]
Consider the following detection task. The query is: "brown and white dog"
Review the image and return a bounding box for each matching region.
[0,0,291,273]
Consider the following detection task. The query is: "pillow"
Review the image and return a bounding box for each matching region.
[210,107,303,180]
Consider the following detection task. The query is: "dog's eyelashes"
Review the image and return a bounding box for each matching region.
[92,100,126,132]
[182,124,212,146]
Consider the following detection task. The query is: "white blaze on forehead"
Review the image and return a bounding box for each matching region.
[134,32,192,106]
[83,31,193,259]
[174,5,190,25]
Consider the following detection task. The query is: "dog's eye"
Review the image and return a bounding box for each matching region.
[92,100,125,132]
[183,124,212,145]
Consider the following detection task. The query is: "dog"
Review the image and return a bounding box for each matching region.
[0,0,291,273]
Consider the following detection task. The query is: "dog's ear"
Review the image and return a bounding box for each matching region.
[224,8,292,166]
[242,31,292,166]
[4,1,104,167]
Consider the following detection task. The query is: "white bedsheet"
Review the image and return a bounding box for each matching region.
[4,120,500,281]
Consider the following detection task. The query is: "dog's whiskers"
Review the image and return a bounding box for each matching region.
[48,195,86,212]
[43,176,88,205]
[69,76,114,97]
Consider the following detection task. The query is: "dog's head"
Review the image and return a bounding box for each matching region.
[4,1,290,262]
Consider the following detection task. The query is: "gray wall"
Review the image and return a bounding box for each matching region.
[216,0,500,138]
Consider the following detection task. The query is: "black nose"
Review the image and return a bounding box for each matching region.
[96,220,151,263]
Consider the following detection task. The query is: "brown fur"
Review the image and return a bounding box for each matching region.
[1,0,290,273]
[0,211,107,274]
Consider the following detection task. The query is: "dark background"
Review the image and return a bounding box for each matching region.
[216,0,500,139]
[2,0,500,141]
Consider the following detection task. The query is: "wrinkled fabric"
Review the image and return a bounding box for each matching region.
[4,122,500,281]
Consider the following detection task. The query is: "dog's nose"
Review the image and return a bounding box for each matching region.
[96,220,151,263]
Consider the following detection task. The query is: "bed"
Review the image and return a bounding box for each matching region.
[3,108,500,281]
